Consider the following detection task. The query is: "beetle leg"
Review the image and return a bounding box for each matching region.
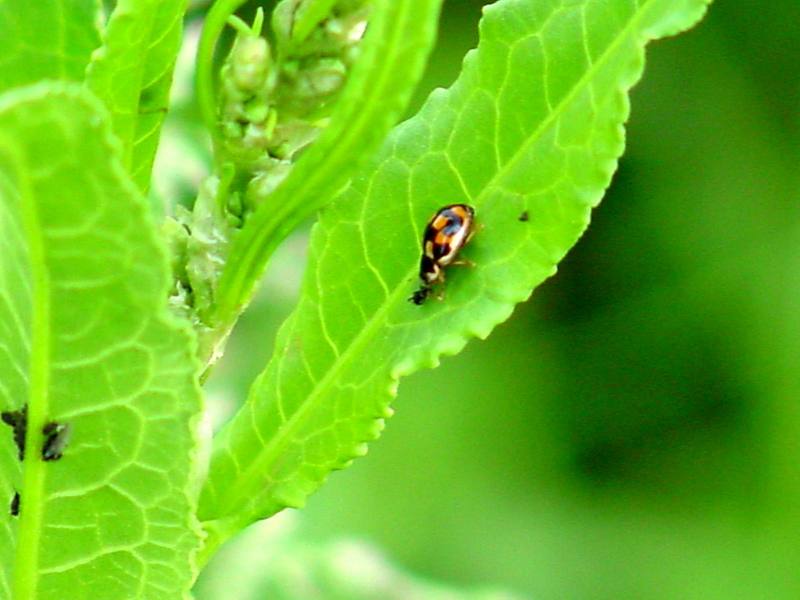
[450,258,476,268]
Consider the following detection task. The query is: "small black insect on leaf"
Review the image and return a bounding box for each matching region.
[409,285,432,305]
[518,210,529,222]
[42,421,71,462]
[10,491,19,517]
[1,405,28,460]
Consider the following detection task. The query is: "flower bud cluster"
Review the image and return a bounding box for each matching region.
[166,174,234,324]
[169,2,369,361]
[219,0,370,212]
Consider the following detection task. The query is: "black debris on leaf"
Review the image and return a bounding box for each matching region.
[42,421,71,461]
[1,406,28,460]
[409,285,432,306]
[518,210,529,222]
[10,492,19,517]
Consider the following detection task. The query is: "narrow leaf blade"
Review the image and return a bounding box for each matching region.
[212,0,444,326]
[200,0,711,547]
[86,0,188,191]
[0,0,101,92]
[0,83,202,599]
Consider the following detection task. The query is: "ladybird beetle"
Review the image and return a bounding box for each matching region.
[410,204,476,305]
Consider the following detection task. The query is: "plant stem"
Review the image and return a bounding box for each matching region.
[196,0,251,156]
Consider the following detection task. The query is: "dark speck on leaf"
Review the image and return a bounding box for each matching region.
[1,406,27,460]
[42,421,71,462]
[518,210,529,222]
[10,492,19,517]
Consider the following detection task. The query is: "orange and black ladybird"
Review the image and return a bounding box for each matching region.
[410,203,476,305]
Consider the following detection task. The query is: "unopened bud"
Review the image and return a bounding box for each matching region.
[230,35,271,92]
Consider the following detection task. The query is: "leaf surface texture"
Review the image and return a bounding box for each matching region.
[200,0,712,541]
[87,0,187,191]
[0,0,101,92]
[0,84,201,600]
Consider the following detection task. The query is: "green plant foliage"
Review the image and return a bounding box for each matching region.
[86,0,188,192]
[0,0,101,93]
[210,0,444,329]
[195,520,523,600]
[0,84,201,599]
[198,0,712,551]
[290,0,340,44]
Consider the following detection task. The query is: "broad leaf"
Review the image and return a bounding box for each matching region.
[198,0,712,551]
[210,0,444,328]
[87,0,188,191]
[0,0,101,92]
[0,84,201,599]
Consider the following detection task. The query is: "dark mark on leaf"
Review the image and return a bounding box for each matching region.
[10,492,19,517]
[42,421,71,461]
[518,210,529,222]
[409,284,432,305]
[1,405,27,460]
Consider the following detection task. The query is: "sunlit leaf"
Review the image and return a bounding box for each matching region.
[198,0,712,551]
[0,83,202,599]
[0,0,101,92]
[87,0,188,191]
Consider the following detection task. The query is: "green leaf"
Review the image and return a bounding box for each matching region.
[86,0,188,192]
[0,0,101,92]
[208,0,444,328]
[0,83,202,599]
[198,0,711,552]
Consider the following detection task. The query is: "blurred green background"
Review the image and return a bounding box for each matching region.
[189,0,800,598]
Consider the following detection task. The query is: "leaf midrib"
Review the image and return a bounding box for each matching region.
[0,130,52,600]
[212,0,654,519]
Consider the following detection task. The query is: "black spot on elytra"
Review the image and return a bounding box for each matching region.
[441,214,464,235]
[419,254,437,281]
